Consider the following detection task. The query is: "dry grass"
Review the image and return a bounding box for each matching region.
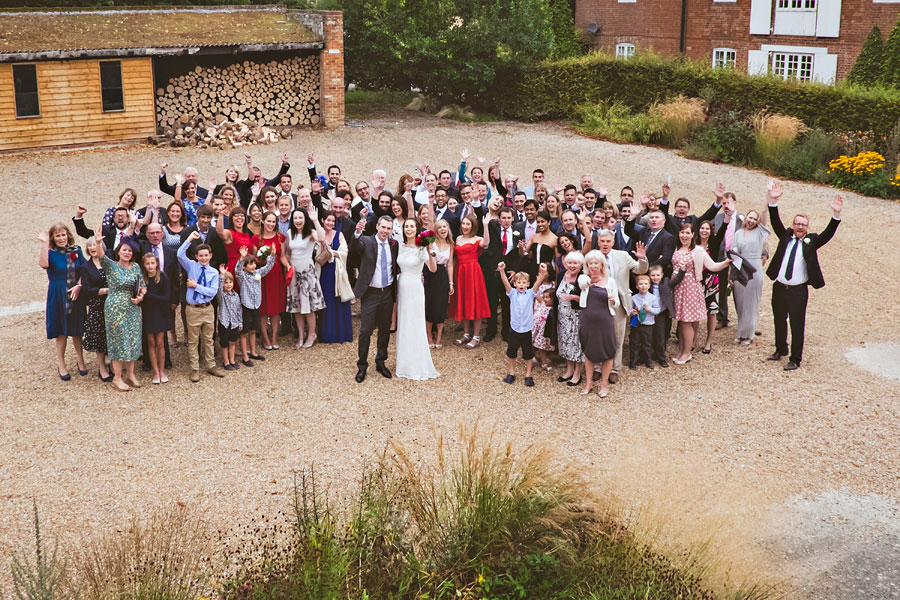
[752,112,807,168]
[650,96,706,147]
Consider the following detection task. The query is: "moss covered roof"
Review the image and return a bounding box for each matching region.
[0,6,321,55]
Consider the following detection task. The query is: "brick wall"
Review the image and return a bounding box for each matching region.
[575,0,900,81]
[319,10,344,129]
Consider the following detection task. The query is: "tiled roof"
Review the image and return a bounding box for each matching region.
[0,6,322,56]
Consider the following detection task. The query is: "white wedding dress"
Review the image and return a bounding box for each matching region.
[395,245,439,380]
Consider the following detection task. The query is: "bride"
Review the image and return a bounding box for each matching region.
[395,218,439,380]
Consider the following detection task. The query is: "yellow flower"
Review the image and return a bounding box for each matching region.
[477,573,484,584]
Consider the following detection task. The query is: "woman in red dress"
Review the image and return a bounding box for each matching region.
[453,213,492,348]
[217,205,255,283]
[250,211,286,350]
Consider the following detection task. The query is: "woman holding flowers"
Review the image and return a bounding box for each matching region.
[395,218,439,380]
[251,211,286,350]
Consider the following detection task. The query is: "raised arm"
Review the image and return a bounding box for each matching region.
[531,263,548,293]
[814,195,843,249]
[72,204,93,239]
[497,261,512,292]
[766,180,787,238]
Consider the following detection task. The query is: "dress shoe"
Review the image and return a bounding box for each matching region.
[557,375,572,383]
[190,370,200,383]
[524,377,535,387]
[608,372,619,385]
[766,352,785,361]
[207,366,227,377]
[77,367,88,376]
[98,371,114,383]
[483,332,496,343]
[57,368,71,381]
[566,377,582,387]
[783,361,800,371]
[355,368,367,383]
[503,374,515,384]
[657,359,669,368]
[375,364,392,378]
[242,360,255,367]
[249,353,266,361]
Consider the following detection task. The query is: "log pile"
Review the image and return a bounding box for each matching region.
[148,113,295,150]
[154,55,321,137]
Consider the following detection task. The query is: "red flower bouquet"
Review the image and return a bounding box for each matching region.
[416,229,436,255]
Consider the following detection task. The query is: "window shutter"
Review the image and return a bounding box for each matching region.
[815,0,842,38]
[747,50,769,75]
[812,53,838,83]
[749,0,772,35]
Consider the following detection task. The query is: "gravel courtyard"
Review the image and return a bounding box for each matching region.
[1,113,898,598]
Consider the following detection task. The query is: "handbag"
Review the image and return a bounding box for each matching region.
[314,241,332,266]
[131,275,141,299]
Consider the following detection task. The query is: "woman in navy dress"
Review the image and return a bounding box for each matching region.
[140,253,171,384]
[37,223,87,380]
[318,211,353,343]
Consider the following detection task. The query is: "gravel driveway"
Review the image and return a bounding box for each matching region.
[1,112,898,599]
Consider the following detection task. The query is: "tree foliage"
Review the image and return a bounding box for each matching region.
[848,26,883,87]
[882,13,900,89]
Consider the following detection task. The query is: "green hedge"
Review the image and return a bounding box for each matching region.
[494,52,900,136]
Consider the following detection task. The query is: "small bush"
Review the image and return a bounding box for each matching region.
[686,108,754,164]
[651,96,706,147]
[11,501,68,600]
[752,112,807,169]
[574,101,662,144]
[827,151,898,197]
[771,128,836,183]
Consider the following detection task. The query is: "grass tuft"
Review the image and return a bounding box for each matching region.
[651,96,707,147]
[752,112,807,169]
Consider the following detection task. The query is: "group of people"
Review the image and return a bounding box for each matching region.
[38,150,843,395]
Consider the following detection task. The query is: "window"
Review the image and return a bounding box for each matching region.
[771,52,814,81]
[12,64,39,118]
[99,60,124,112]
[713,48,737,69]
[616,43,635,60]
[777,0,816,8]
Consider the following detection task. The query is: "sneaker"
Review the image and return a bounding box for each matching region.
[207,366,227,377]
[189,370,200,383]
[524,376,534,387]
[503,374,515,384]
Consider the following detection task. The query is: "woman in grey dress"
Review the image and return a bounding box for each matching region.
[732,209,770,344]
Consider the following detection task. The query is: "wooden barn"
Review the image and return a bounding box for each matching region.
[0,5,344,152]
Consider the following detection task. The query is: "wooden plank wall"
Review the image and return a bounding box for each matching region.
[0,57,156,151]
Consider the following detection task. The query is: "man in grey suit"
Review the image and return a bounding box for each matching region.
[710,183,743,329]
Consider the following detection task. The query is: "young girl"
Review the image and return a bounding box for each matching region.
[140,253,171,384]
[234,246,277,366]
[532,287,556,370]
[217,268,242,370]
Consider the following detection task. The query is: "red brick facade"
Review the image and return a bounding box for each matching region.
[575,0,900,82]
[319,10,345,129]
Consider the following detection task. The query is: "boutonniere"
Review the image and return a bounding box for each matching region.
[512,230,521,236]
[253,273,261,281]
[802,237,810,245]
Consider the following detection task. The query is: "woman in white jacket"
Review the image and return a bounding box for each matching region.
[671,223,730,364]
[578,250,619,398]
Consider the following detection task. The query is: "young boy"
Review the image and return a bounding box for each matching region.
[497,262,548,387]
[629,274,661,370]
[233,245,276,366]
[648,264,675,368]
[178,232,226,382]
[217,268,242,370]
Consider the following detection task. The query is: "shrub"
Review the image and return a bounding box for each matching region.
[11,501,69,600]
[827,151,897,197]
[651,96,706,147]
[72,505,211,600]
[573,101,662,144]
[848,27,884,87]
[752,112,807,169]
[771,128,837,183]
[882,13,900,88]
[687,108,754,164]
[493,51,900,136]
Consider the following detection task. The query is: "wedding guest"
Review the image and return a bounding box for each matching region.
[425,219,454,348]
[140,252,171,384]
[178,232,226,382]
[234,247,276,366]
[79,237,112,382]
[532,287,556,370]
[556,252,585,387]
[284,207,327,348]
[217,205,254,279]
[162,201,187,348]
[453,213,493,349]
[695,220,727,353]
[497,263,548,387]
[37,223,87,380]
[579,251,619,398]
[246,202,264,237]
[629,274,661,370]
[519,210,557,282]
[217,268,242,370]
[647,264,674,367]
[251,211,287,350]
[732,209,770,345]
[317,210,354,344]
[101,188,138,230]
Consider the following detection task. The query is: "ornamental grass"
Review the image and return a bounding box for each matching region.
[752,112,807,169]
[650,96,706,147]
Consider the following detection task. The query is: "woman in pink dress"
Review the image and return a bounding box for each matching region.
[671,223,730,365]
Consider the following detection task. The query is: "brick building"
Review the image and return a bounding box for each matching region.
[0,6,344,151]
[575,0,900,84]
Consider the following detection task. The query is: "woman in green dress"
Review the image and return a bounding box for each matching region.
[96,224,146,392]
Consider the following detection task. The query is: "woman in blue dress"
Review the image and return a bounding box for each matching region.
[37,223,87,380]
[317,210,353,343]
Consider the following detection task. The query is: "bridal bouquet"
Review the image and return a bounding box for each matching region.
[257,245,272,260]
[416,229,437,256]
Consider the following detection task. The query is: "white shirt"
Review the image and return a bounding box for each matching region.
[499,226,514,254]
[602,250,615,279]
[776,236,808,285]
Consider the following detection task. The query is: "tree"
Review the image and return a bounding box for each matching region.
[882,13,900,89]
[848,26,883,87]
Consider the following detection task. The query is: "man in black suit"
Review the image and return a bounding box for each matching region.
[483,207,521,342]
[624,209,675,275]
[159,164,210,200]
[351,215,399,382]
[180,205,227,269]
[276,173,298,207]
[765,181,843,371]
[72,205,136,255]
[659,187,721,235]
[711,185,743,329]
[432,189,461,238]
[129,222,181,370]
[513,197,539,243]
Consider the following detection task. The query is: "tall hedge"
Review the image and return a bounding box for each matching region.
[848,27,884,87]
[491,52,900,136]
[882,13,900,89]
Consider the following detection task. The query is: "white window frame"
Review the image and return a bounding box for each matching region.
[770,51,815,81]
[713,48,737,69]
[617,0,636,3]
[776,0,817,9]
[616,43,635,60]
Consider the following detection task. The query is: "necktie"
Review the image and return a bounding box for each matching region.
[784,238,799,280]
[197,266,207,288]
[380,241,389,287]
[153,245,161,270]
[502,229,508,252]
[647,231,657,247]
[605,254,614,279]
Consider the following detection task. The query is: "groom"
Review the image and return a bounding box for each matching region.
[351,215,399,382]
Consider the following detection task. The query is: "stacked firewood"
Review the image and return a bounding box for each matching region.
[148,113,294,150]
[154,55,321,133]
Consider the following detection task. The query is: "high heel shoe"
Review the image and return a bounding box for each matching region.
[303,334,317,348]
[98,371,114,383]
[77,366,88,376]
[57,368,71,381]
[557,375,573,383]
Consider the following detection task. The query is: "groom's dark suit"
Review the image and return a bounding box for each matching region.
[351,232,399,376]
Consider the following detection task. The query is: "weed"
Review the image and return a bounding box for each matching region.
[11,501,69,600]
